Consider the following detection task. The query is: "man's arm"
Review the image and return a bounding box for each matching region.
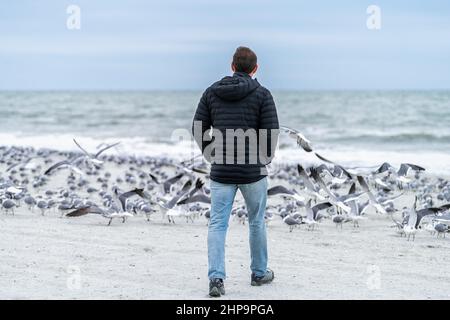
[192,90,212,155]
[259,89,279,164]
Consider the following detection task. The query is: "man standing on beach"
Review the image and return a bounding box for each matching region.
[192,46,279,297]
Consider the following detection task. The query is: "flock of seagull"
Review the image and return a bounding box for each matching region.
[1,127,450,242]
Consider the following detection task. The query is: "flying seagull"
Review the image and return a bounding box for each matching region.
[403,197,436,241]
[73,139,121,165]
[66,205,134,226]
[149,172,185,194]
[280,126,313,152]
[297,164,325,201]
[267,185,305,202]
[303,199,332,230]
[66,188,145,225]
[309,167,351,213]
[44,157,85,176]
[357,176,387,214]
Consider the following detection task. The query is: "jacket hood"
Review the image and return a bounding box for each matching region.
[211,72,260,101]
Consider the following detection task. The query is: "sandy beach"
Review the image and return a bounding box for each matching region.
[2,0,450,303]
[1,181,450,300]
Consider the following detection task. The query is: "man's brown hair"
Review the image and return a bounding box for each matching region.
[232,46,257,74]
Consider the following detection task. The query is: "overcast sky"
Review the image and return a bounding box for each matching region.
[1,0,449,90]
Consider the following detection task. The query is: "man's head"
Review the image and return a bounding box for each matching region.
[231,46,258,76]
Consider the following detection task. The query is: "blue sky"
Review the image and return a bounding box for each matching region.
[0,0,449,90]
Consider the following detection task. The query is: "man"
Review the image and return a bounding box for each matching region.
[192,46,279,297]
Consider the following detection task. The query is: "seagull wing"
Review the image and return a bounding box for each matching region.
[73,138,91,157]
[414,208,436,229]
[177,179,205,204]
[297,164,317,192]
[373,162,394,174]
[66,206,104,217]
[357,176,377,203]
[315,153,353,179]
[310,168,351,212]
[280,126,313,152]
[267,185,294,196]
[311,202,333,218]
[348,182,356,195]
[177,193,211,205]
[95,142,121,158]
[397,163,425,176]
[310,168,334,199]
[148,173,160,184]
[165,181,193,209]
[44,160,71,175]
[118,188,145,211]
[163,173,184,193]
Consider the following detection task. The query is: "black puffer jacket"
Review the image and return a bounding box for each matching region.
[192,72,279,184]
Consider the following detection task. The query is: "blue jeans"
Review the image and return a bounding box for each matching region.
[208,177,268,280]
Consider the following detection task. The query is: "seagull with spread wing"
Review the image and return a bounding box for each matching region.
[403,196,437,241]
[303,199,332,230]
[280,126,313,152]
[73,138,121,165]
[66,187,145,226]
[267,185,305,203]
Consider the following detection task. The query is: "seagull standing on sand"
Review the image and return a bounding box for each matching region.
[283,215,302,232]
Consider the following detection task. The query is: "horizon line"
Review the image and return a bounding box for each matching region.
[1,88,450,92]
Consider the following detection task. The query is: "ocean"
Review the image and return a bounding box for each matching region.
[1,91,450,175]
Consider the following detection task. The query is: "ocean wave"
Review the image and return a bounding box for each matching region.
[322,132,450,144]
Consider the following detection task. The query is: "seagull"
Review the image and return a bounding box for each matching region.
[149,172,185,194]
[44,157,85,176]
[357,176,387,214]
[176,179,207,205]
[372,162,425,186]
[332,214,346,229]
[297,165,325,201]
[434,223,449,238]
[24,195,37,211]
[303,199,332,230]
[346,199,369,228]
[267,185,305,202]
[73,139,121,165]
[397,163,425,178]
[283,215,302,232]
[176,193,211,205]
[315,164,348,185]
[403,197,436,241]
[280,126,313,152]
[157,179,204,223]
[309,167,351,213]
[36,200,48,215]
[373,162,396,175]
[314,153,353,180]
[66,205,133,226]
[66,188,145,225]
[2,199,16,215]
[113,187,146,211]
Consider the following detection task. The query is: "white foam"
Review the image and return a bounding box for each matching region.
[1,133,449,176]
